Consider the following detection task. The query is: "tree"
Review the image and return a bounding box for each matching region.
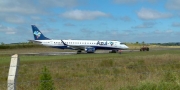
[0,42,4,45]
[136,41,139,44]
[142,41,145,45]
[38,66,55,90]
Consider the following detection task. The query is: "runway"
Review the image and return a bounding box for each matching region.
[20,52,77,56]
[19,50,136,56]
[12,47,180,56]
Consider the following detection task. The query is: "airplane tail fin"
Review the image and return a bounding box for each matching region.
[31,25,50,40]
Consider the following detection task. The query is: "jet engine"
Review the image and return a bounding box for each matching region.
[85,47,96,53]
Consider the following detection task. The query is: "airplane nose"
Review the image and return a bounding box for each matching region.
[124,45,129,49]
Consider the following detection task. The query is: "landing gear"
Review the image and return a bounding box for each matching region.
[77,50,82,54]
[109,50,118,53]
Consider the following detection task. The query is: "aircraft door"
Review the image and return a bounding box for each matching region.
[113,42,117,47]
[114,42,117,47]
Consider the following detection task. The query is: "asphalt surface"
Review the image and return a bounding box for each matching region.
[3,47,180,56]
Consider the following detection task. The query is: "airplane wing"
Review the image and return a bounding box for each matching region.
[69,45,86,50]
[61,40,86,50]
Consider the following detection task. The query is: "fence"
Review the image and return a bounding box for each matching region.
[1,54,180,90]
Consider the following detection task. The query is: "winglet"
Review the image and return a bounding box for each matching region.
[61,40,67,46]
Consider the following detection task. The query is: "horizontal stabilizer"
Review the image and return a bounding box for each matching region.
[28,40,42,44]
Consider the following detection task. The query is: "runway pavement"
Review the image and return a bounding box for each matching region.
[19,50,138,56]
[20,52,77,56]
[10,47,180,56]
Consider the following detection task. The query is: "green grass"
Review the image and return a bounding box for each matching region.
[1,49,179,63]
[1,49,180,90]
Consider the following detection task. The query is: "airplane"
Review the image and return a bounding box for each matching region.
[30,25,129,53]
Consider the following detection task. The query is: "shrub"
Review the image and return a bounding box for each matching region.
[38,66,55,90]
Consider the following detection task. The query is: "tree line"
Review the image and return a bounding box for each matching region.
[0,42,45,49]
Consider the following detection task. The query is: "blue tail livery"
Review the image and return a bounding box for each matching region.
[31,25,50,40]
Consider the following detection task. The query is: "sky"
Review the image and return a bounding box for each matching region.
[1,0,180,44]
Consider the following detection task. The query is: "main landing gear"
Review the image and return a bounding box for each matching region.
[77,50,82,54]
[109,50,118,53]
[109,50,122,54]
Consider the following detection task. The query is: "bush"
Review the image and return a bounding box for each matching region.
[38,66,55,90]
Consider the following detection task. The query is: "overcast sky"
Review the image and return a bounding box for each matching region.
[1,0,180,44]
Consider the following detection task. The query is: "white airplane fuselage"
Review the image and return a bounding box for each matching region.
[35,40,128,50]
[31,25,129,53]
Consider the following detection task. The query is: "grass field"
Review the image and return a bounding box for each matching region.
[1,47,180,90]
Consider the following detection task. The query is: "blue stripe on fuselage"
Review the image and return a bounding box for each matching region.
[50,46,123,50]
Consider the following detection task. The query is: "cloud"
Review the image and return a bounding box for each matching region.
[0,24,34,43]
[60,10,110,20]
[113,0,138,4]
[0,0,43,14]
[132,22,156,29]
[31,16,42,21]
[80,28,94,33]
[78,28,95,38]
[0,0,81,24]
[39,0,80,8]
[137,8,172,20]
[172,22,180,27]
[113,0,158,4]
[131,29,177,43]
[0,0,42,24]
[147,0,158,3]
[0,0,80,14]
[95,30,131,41]
[165,30,173,33]
[5,15,25,24]
[166,0,180,10]
[92,29,178,43]
[64,23,75,26]
[0,25,16,34]
[153,30,174,35]
[120,16,131,22]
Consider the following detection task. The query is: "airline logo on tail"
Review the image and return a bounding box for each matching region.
[33,31,41,39]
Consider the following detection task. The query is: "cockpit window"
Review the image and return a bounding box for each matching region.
[120,43,126,45]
